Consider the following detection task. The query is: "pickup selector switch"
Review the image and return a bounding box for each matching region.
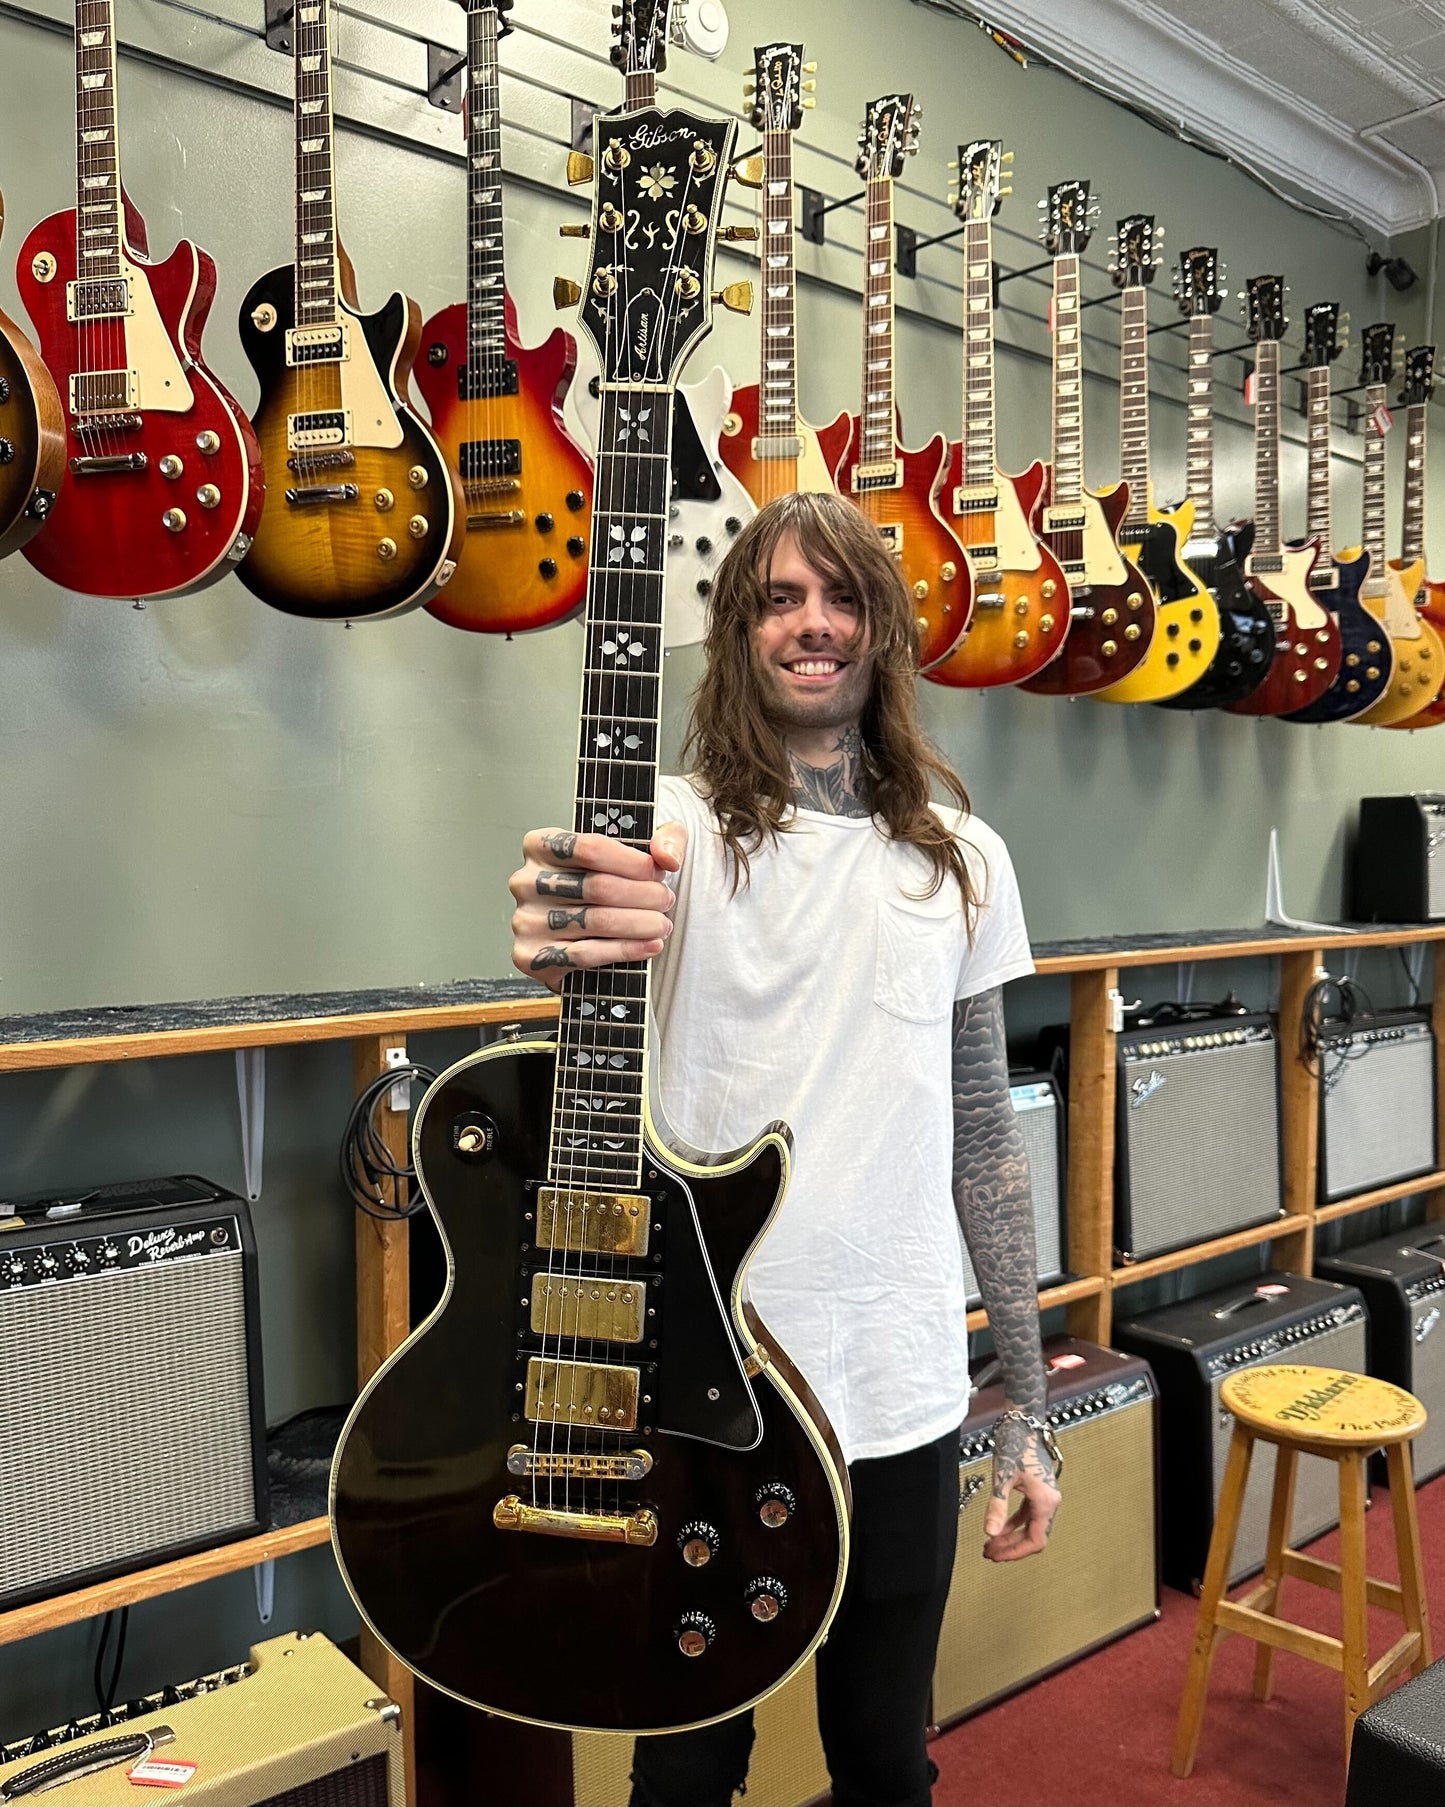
[678,1521,720,1567]
[744,1576,788,1621]
[675,1610,716,1657]
[755,1481,797,1528]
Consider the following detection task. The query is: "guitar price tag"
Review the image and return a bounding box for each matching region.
[1048,1352,1086,1370]
[1373,402,1394,436]
[1243,368,1256,407]
[1255,1283,1289,1297]
[127,1758,198,1789]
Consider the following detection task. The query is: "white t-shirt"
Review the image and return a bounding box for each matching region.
[651,774,1035,1463]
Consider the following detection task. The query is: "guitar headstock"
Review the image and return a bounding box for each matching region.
[1359,322,1395,388]
[1040,180,1097,256]
[611,0,674,77]
[1243,274,1287,344]
[745,42,815,133]
[1401,343,1436,407]
[1110,213,1161,290]
[856,94,920,182]
[562,108,738,388]
[1174,246,1226,318]
[949,139,1011,223]
[1303,301,1345,369]
[461,0,514,35]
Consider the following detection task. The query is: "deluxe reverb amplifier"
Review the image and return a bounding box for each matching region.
[1317,1011,1437,1204]
[1351,795,1445,922]
[1114,1275,1368,1591]
[1317,1230,1445,1485]
[0,1174,267,1610]
[932,1337,1158,1725]
[960,1072,1068,1306]
[0,1632,404,1804]
[1115,1014,1283,1262]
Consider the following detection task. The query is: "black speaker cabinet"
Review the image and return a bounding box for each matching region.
[1317,1229,1445,1485]
[1114,1014,1283,1262]
[0,1174,268,1609]
[1318,1010,1438,1204]
[1114,1275,1368,1592]
[959,1072,1067,1306]
[1351,795,1445,922]
[931,1337,1158,1725]
[1347,1653,1445,1805]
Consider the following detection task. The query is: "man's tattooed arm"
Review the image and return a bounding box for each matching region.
[789,727,871,818]
[952,987,1060,1553]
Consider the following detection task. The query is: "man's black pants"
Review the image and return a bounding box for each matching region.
[629,1425,961,1807]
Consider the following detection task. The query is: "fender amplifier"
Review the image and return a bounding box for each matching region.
[0,1631,404,1804]
[1318,1011,1437,1204]
[1114,1275,1368,1591]
[1317,1229,1445,1484]
[1115,1014,1283,1262]
[932,1337,1158,1725]
[1346,1653,1445,1804]
[1351,795,1445,922]
[0,1174,267,1610]
[959,1073,1067,1306]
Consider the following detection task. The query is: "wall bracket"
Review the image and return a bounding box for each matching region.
[263,0,294,54]
[427,44,466,114]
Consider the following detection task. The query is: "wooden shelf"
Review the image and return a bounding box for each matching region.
[0,1517,330,1648]
[1110,1215,1310,1290]
[1030,923,1445,976]
[965,1274,1106,1333]
[1314,1171,1445,1225]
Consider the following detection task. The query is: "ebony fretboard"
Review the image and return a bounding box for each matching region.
[293,0,339,328]
[1118,285,1151,529]
[1252,340,1282,557]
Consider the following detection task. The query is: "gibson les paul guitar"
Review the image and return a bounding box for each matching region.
[0,189,64,560]
[331,100,849,1734]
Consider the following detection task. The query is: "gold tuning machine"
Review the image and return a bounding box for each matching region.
[1002,149,1015,163]
[730,154,764,189]
[566,151,594,186]
[553,276,582,309]
[720,225,760,242]
[559,223,591,238]
[802,79,816,92]
[801,97,816,108]
[713,281,754,315]
[803,60,817,72]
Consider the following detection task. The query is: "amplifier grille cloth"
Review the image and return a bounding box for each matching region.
[1323,1029,1436,1201]
[1409,1298,1445,1484]
[1213,1314,1367,1585]
[258,1755,392,1807]
[1429,807,1445,917]
[961,1086,1062,1303]
[0,1256,255,1598]
[1120,1037,1279,1258]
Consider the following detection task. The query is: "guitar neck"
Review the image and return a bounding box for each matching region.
[1253,340,1282,556]
[1304,365,1332,552]
[1118,286,1150,528]
[1403,402,1428,564]
[1185,315,1218,536]
[1050,254,1083,505]
[856,175,896,472]
[293,0,341,327]
[74,0,123,280]
[757,125,799,446]
[1361,382,1388,578]
[626,70,656,108]
[960,216,997,489]
[466,3,508,379]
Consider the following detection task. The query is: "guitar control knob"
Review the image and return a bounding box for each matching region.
[695,536,712,555]
[1101,607,1118,627]
[196,430,221,455]
[678,1521,721,1567]
[676,1612,716,1658]
[37,1253,58,1277]
[567,536,585,557]
[566,490,586,511]
[726,517,742,535]
[941,561,958,582]
[197,485,221,510]
[98,1242,119,1266]
[756,1481,797,1528]
[1013,631,1030,650]
[539,558,558,578]
[745,1577,788,1621]
[913,580,930,600]
[374,489,394,512]
[696,579,711,598]
[408,515,428,540]
[408,466,430,490]
[162,508,187,533]
[0,438,13,465]
[378,538,397,561]
[1101,639,1117,657]
[427,342,448,366]
[1040,614,1056,634]
[1,1256,24,1284]
[536,513,554,532]
[159,455,183,479]
[66,1246,91,1272]
[1041,579,1058,600]
[0,378,10,402]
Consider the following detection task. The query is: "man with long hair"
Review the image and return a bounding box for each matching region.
[510,493,1061,1807]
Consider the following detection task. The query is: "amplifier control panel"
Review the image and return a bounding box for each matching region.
[960,1374,1152,1463]
[0,1215,242,1291]
[1123,1022,1275,1062]
[1203,1301,1366,1380]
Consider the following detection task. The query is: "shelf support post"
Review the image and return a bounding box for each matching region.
[1066,967,1117,1344]
[1431,946,1445,1224]
[234,1047,265,1201]
[1275,949,1322,1274]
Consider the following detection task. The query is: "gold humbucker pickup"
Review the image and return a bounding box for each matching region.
[524,1357,640,1430]
[1043,507,1087,533]
[286,322,348,367]
[70,370,136,415]
[852,462,902,492]
[288,410,351,451]
[67,277,131,323]
[506,1443,653,1481]
[953,487,1000,514]
[529,1273,645,1343]
[493,1496,657,1545]
[536,1188,650,1257]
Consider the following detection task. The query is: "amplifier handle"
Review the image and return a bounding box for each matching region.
[1412,1235,1445,1257]
[1211,1294,1278,1321]
[0,1729,173,1799]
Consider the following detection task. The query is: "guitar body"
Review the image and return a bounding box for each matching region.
[1227,539,1341,716]
[923,453,1067,689]
[1094,494,1220,703]
[415,294,591,635]
[331,1038,850,1731]
[1381,570,1445,730]
[1018,477,1156,696]
[18,201,262,598]
[818,410,970,671]
[1155,520,1275,711]
[1352,559,1445,728]
[0,281,64,559]
[1283,552,1394,723]
[236,264,462,621]
[717,381,837,505]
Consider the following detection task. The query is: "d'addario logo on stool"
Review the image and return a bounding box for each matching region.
[1130,1069,1167,1109]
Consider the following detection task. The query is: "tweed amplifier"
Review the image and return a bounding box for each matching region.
[1317,1011,1438,1204]
[932,1337,1158,1725]
[1115,1014,1283,1262]
[1351,795,1445,923]
[1114,1275,1368,1591]
[0,1174,267,1610]
[0,1631,404,1804]
[1317,1230,1445,1485]
[959,1073,1067,1306]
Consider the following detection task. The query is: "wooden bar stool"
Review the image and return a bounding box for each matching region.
[1172,1364,1432,1775]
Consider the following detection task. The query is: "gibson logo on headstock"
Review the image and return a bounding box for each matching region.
[629,120,693,150]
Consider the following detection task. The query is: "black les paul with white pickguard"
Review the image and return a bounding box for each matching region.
[330,100,850,1735]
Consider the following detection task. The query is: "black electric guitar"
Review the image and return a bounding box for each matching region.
[330,102,850,1734]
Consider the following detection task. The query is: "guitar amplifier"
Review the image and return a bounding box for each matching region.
[959,1073,1067,1306]
[1114,1275,1368,1591]
[1318,1010,1438,1204]
[1115,1014,1283,1262]
[0,1632,404,1804]
[932,1337,1158,1725]
[1351,795,1445,922]
[1347,1653,1445,1804]
[0,1174,267,1610]
[1317,1229,1445,1485]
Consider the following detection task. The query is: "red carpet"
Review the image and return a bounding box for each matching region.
[929,1470,1445,1807]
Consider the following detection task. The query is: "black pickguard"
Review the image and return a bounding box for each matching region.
[1156,521,1276,711]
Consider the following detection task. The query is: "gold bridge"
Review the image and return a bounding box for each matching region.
[506,1443,652,1481]
[536,1188,651,1257]
[524,1356,640,1430]
[493,1496,658,1545]
[529,1273,645,1342]
[463,477,522,498]
[466,509,526,531]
